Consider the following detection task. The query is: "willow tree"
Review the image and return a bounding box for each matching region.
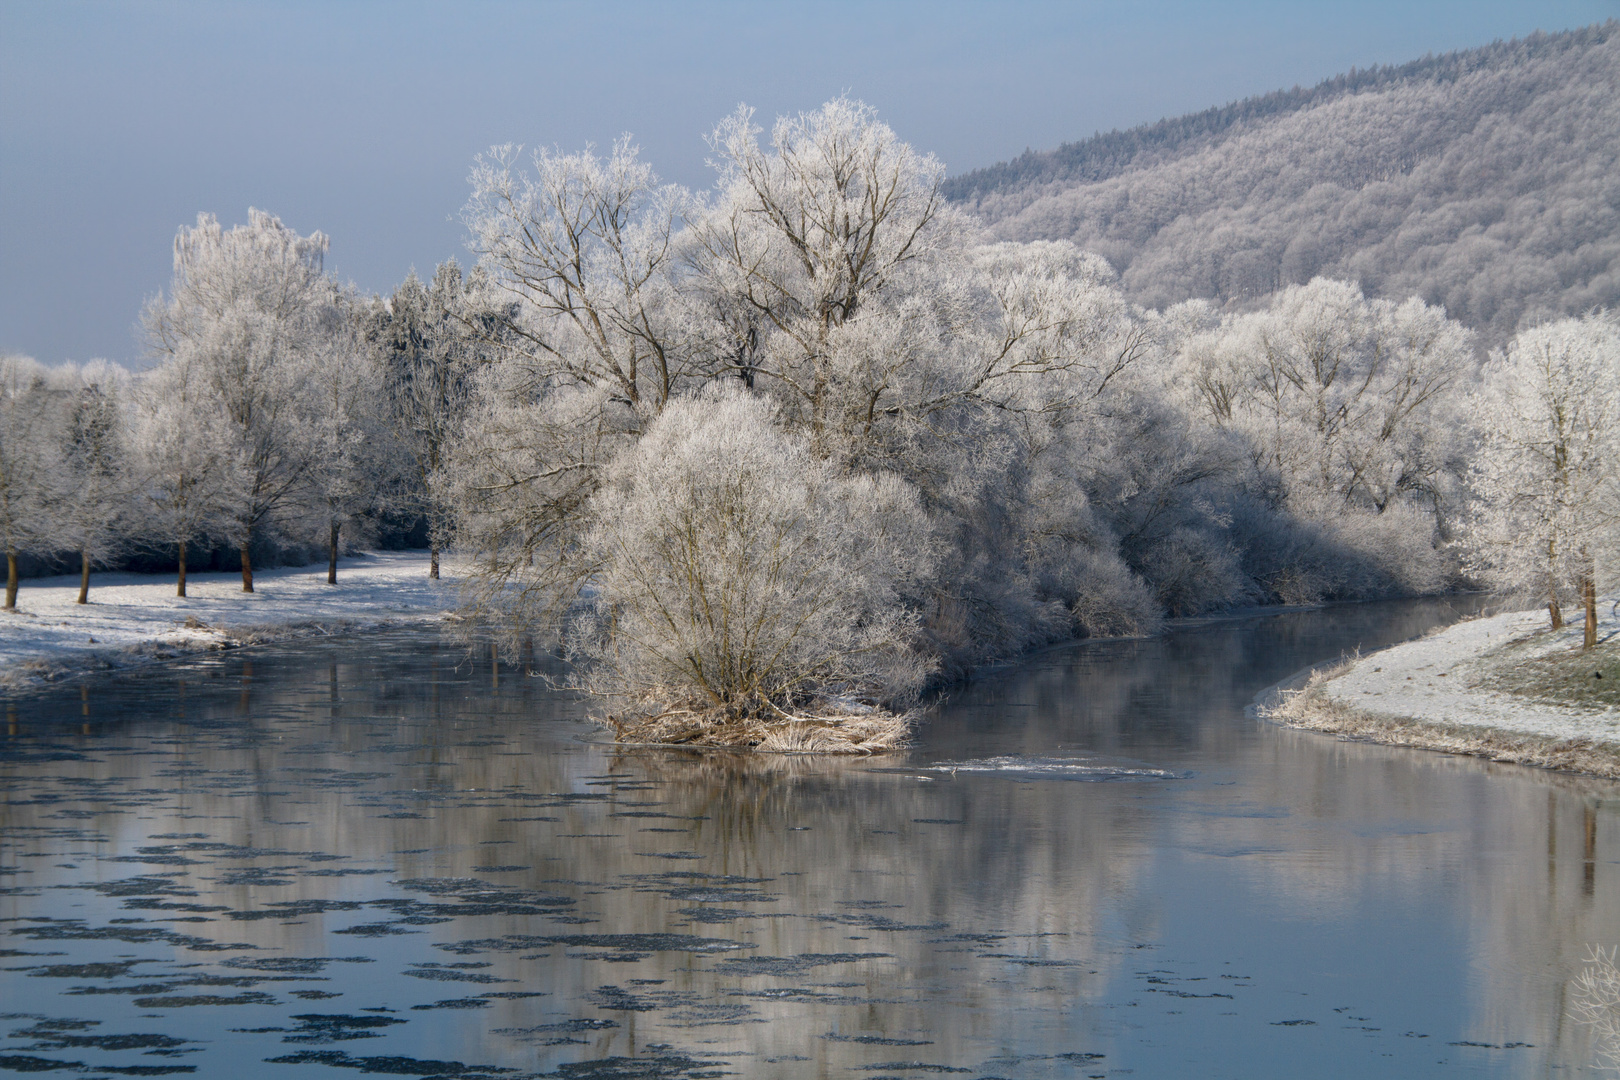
[455,139,699,616]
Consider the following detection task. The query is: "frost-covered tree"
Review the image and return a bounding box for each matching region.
[1151,279,1472,602]
[1177,279,1471,515]
[442,98,1486,730]
[684,102,1172,660]
[570,389,935,723]
[130,348,239,597]
[143,209,331,591]
[367,262,491,579]
[456,139,701,603]
[300,291,407,584]
[689,97,966,454]
[455,101,1163,670]
[50,361,133,603]
[465,138,695,418]
[444,371,630,626]
[1460,314,1620,644]
[0,356,59,609]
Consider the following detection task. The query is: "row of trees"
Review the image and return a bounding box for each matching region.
[0,213,496,606]
[2,358,135,607]
[444,99,1618,724]
[2,98,1615,723]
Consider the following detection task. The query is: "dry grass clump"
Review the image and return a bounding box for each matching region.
[613,749,871,787]
[600,704,912,755]
[1262,669,1620,779]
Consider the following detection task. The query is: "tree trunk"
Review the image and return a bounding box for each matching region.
[177,543,187,598]
[240,543,254,593]
[1584,573,1598,650]
[1548,568,1563,630]
[328,521,340,585]
[430,546,439,580]
[4,549,17,609]
[77,549,91,604]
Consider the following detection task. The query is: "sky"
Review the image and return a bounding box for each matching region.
[2,0,1616,366]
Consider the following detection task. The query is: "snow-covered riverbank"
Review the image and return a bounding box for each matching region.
[0,551,458,691]
[1264,598,1620,778]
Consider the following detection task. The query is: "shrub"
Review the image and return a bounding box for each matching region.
[569,389,935,723]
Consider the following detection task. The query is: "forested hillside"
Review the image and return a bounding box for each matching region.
[949,23,1620,343]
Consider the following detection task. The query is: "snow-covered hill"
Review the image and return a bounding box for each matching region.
[951,23,1620,344]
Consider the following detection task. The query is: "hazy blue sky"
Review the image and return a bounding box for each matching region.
[3,0,1615,365]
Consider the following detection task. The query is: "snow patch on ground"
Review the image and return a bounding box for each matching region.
[1319,600,1620,745]
[1264,595,1620,776]
[0,552,459,690]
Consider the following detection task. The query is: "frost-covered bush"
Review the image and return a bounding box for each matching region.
[1327,501,1448,597]
[1223,495,1446,606]
[569,390,936,719]
[1056,547,1163,637]
[1132,527,1245,617]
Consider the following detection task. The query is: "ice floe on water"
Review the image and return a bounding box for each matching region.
[879,755,1187,782]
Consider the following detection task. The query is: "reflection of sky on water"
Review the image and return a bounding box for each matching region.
[0,596,1614,1078]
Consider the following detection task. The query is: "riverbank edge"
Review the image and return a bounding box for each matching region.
[1,610,457,696]
[1255,660,1620,781]
[0,552,460,696]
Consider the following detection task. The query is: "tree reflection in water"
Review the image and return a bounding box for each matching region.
[0,595,1614,1078]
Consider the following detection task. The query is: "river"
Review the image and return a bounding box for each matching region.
[1,596,1614,1078]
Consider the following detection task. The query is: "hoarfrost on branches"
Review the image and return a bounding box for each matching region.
[0,357,60,608]
[570,389,935,724]
[142,209,336,592]
[1459,314,1620,644]
[15,92,1600,748]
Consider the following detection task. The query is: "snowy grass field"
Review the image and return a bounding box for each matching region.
[0,551,458,691]
[1266,596,1620,777]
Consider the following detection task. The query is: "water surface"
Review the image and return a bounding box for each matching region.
[2,597,1615,1078]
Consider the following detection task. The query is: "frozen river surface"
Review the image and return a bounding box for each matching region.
[1,597,1615,1078]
